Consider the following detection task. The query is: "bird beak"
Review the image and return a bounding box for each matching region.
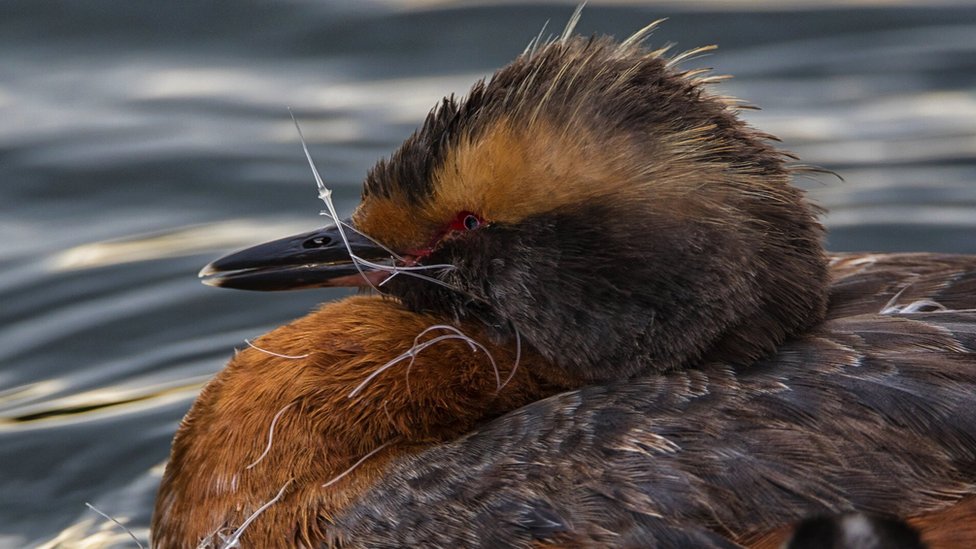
[198,222,393,291]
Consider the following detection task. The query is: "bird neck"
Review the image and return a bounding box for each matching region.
[152,295,559,548]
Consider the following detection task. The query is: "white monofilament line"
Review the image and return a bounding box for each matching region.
[500,326,522,392]
[403,326,480,376]
[288,110,458,292]
[289,108,380,292]
[402,325,479,394]
[245,402,295,470]
[322,439,397,489]
[347,334,488,398]
[84,503,144,549]
[218,479,293,549]
[245,339,309,360]
[348,326,502,398]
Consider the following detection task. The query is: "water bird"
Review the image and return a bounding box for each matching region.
[152,16,976,549]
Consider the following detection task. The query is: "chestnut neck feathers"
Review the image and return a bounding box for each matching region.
[355,36,828,382]
[152,297,552,547]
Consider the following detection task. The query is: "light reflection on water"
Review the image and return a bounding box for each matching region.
[1,1,974,547]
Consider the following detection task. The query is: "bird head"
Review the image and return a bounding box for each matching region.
[202,34,828,382]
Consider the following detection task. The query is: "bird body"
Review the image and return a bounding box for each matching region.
[153,18,976,549]
[328,254,976,549]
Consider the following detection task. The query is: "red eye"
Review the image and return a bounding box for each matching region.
[463,214,480,231]
[450,211,484,232]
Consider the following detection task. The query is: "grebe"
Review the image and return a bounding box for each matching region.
[153,17,976,549]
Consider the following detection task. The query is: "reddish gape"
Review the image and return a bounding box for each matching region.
[404,211,488,260]
[154,13,976,549]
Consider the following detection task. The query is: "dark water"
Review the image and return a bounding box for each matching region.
[1,1,975,546]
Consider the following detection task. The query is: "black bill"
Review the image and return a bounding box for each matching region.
[198,223,392,291]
